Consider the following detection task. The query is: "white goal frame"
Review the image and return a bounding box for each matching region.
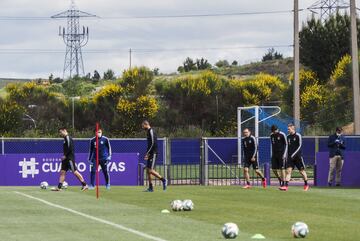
[237,106,281,165]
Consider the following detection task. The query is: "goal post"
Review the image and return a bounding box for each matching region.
[237,106,282,166]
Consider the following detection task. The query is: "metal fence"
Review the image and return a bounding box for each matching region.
[2,136,360,186]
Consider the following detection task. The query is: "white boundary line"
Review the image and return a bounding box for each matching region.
[14,191,168,241]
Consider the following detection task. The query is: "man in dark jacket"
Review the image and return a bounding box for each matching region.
[327,127,346,186]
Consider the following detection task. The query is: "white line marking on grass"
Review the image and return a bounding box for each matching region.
[14,191,168,241]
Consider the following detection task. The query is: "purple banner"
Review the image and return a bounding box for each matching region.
[316,152,360,187]
[0,153,139,186]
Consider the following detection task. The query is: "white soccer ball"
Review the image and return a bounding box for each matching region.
[222,223,239,239]
[62,181,68,189]
[171,200,183,211]
[292,222,309,238]
[40,181,49,189]
[182,200,194,211]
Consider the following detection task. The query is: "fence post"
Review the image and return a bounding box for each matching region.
[314,136,319,186]
[166,137,171,185]
[163,138,167,183]
[200,138,208,185]
[1,136,4,155]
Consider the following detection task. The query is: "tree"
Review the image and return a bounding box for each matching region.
[299,13,360,82]
[231,60,238,66]
[103,69,116,80]
[215,60,230,68]
[262,48,283,62]
[196,58,212,70]
[183,57,197,72]
[0,99,24,135]
[120,66,154,98]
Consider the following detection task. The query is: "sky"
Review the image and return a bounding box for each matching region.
[0,0,356,79]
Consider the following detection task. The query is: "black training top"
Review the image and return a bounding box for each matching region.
[287,132,302,159]
[146,128,158,155]
[242,135,257,159]
[63,135,75,160]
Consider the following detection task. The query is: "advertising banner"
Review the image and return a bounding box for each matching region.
[0,153,139,186]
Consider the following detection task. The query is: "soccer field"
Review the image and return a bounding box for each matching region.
[0,186,359,241]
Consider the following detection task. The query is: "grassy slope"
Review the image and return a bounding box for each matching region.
[0,186,359,241]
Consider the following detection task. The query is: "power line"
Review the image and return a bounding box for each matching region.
[0,45,292,55]
[0,9,301,21]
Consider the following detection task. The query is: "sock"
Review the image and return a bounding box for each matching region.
[304,180,308,185]
[285,181,289,186]
[149,183,153,190]
[261,177,265,181]
[246,181,250,185]
[81,182,87,186]
[58,183,63,189]
[278,178,282,186]
[160,177,164,181]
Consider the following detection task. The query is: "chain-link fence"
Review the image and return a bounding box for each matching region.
[2,136,360,186]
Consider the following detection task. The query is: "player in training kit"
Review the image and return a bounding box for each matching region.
[88,128,112,190]
[270,125,288,188]
[53,127,88,191]
[283,123,309,191]
[242,128,267,189]
[142,120,167,192]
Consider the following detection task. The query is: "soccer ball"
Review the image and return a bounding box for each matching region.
[40,181,49,189]
[222,223,239,239]
[62,181,68,189]
[182,200,194,211]
[292,222,309,238]
[171,200,183,211]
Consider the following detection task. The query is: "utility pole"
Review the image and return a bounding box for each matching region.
[129,48,132,69]
[350,0,360,134]
[52,0,96,79]
[294,0,300,129]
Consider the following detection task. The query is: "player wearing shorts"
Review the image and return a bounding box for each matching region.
[142,120,167,192]
[52,127,88,191]
[283,123,309,191]
[242,128,266,189]
[270,125,288,188]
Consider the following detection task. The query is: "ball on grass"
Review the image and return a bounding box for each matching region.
[222,223,239,239]
[291,222,309,238]
[40,181,49,189]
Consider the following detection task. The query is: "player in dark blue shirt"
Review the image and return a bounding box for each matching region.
[88,128,112,190]
[142,120,167,192]
[242,128,266,189]
[52,127,88,191]
[283,123,309,191]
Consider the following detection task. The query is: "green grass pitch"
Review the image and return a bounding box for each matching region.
[0,186,359,241]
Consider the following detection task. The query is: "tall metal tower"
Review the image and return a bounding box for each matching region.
[51,0,96,78]
[308,0,349,21]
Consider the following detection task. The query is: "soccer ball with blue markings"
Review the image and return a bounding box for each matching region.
[182,200,194,211]
[292,222,309,238]
[221,223,239,239]
[40,181,49,189]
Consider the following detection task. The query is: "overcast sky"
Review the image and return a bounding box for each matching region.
[0,0,357,78]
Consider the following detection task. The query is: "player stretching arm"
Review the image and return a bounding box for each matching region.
[53,127,88,191]
[283,123,309,191]
[142,120,167,192]
[270,125,288,189]
[88,128,112,190]
[242,128,267,189]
